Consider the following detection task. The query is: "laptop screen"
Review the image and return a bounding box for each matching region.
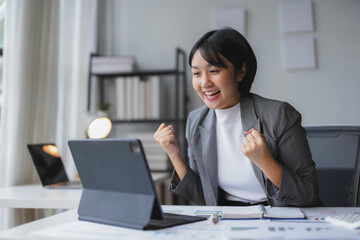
[27,144,69,186]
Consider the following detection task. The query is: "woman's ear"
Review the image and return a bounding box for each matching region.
[237,63,247,82]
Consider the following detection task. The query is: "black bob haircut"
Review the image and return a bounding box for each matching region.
[189,27,257,96]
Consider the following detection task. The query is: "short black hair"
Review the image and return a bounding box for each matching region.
[189,27,257,95]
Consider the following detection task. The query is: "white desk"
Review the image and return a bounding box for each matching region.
[0,206,360,239]
[0,184,81,209]
[0,172,170,209]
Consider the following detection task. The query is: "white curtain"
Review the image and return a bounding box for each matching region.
[97,0,122,56]
[55,0,97,176]
[95,0,123,122]
[0,0,96,230]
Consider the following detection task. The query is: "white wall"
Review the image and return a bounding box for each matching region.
[115,0,360,126]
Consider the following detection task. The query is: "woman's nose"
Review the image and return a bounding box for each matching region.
[200,74,212,87]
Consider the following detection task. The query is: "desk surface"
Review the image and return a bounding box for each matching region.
[0,172,169,209]
[0,206,360,240]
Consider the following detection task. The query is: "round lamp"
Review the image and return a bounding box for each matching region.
[86,113,112,139]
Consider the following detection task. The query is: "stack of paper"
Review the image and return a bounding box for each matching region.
[91,56,136,74]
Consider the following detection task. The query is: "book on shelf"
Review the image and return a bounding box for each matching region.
[115,77,127,119]
[149,75,160,119]
[222,205,305,219]
[92,55,136,120]
[125,77,134,119]
[114,76,161,120]
[139,80,146,119]
[144,75,160,119]
[132,76,141,119]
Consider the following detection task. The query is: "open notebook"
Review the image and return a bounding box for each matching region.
[68,138,206,230]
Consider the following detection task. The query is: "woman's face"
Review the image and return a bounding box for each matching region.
[191,50,244,109]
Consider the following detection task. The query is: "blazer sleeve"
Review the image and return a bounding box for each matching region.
[168,112,206,205]
[265,102,320,207]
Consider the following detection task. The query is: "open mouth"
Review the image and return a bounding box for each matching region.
[204,90,220,97]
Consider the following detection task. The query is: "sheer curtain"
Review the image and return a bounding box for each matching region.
[55,0,97,176]
[0,0,96,230]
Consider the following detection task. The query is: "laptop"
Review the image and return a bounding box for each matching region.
[27,143,82,189]
[68,138,206,230]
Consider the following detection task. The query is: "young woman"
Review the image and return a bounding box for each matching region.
[154,27,322,207]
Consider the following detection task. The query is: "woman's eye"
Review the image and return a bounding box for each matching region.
[192,72,200,76]
[210,70,219,74]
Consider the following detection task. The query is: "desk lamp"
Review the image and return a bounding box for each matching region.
[86,112,112,139]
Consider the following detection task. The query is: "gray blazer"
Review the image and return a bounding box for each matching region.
[169,93,321,207]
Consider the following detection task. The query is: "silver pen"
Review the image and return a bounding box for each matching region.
[209,213,220,224]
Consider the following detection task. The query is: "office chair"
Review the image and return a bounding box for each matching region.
[305,126,360,207]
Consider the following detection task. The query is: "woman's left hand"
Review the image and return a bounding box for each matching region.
[241,128,282,188]
[241,128,273,167]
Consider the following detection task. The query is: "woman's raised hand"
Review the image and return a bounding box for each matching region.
[241,128,272,167]
[241,128,282,187]
[154,123,180,157]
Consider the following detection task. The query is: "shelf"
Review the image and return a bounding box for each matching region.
[111,118,185,124]
[87,47,188,175]
[92,69,183,78]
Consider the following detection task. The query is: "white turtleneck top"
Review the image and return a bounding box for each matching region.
[215,102,267,203]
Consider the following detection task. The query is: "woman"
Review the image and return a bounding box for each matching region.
[154,27,322,207]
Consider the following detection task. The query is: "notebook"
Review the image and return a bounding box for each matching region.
[68,138,206,230]
[222,205,305,219]
[27,144,82,189]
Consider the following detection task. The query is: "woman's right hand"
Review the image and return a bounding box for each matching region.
[154,123,180,157]
[154,123,187,180]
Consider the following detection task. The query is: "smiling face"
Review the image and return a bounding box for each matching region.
[191,50,245,110]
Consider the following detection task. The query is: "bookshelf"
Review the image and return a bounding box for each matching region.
[87,48,189,173]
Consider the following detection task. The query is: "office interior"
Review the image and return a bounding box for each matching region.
[0,0,359,233]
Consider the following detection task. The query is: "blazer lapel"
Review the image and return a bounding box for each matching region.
[198,109,218,204]
[240,95,266,192]
[240,95,261,133]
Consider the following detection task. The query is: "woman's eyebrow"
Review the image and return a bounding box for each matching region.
[191,64,217,69]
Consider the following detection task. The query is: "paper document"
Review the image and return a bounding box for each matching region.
[264,206,305,219]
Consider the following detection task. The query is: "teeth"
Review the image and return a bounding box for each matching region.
[205,91,220,96]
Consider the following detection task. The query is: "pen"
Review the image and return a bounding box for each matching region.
[209,213,220,224]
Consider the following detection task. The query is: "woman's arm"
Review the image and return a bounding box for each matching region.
[154,123,187,180]
[154,113,206,205]
[242,102,320,207]
[272,111,320,207]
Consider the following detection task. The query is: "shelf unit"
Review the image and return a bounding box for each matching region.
[87,48,189,172]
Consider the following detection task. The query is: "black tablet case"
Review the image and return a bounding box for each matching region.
[68,139,164,230]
